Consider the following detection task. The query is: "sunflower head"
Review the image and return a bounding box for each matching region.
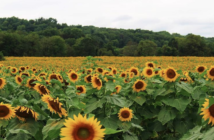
[76,85,86,95]
[120,72,127,78]
[130,67,139,76]
[142,67,154,78]
[19,66,26,71]
[42,95,67,117]
[164,67,179,82]
[15,106,39,121]
[11,67,18,74]
[34,84,50,95]
[48,73,59,81]
[26,78,38,89]
[96,67,104,74]
[57,74,63,83]
[60,114,105,140]
[132,80,147,92]
[207,66,214,80]
[86,68,93,74]
[112,68,117,75]
[15,75,23,85]
[84,75,92,83]
[145,62,155,68]
[92,75,102,90]
[196,65,207,73]
[39,72,47,77]
[0,102,15,120]
[118,107,133,122]
[200,98,214,126]
[0,78,6,89]
[111,85,122,95]
[68,71,79,82]
[20,72,30,78]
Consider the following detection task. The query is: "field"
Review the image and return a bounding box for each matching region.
[0,56,214,140]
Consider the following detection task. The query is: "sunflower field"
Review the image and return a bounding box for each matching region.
[1,56,214,140]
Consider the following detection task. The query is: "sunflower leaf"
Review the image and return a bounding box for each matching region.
[158,107,176,125]
[104,128,122,135]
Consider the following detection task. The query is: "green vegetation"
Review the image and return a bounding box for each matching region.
[0,17,214,56]
[0,51,5,61]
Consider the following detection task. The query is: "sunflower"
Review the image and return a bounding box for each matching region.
[164,67,179,82]
[112,68,117,75]
[42,95,67,117]
[130,67,139,76]
[196,65,207,74]
[111,85,122,95]
[26,78,38,89]
[92,75,102,90]
[86,68,93,74]
[15,106,39,121]
[200,98,214,126]
[118,107,133,122]
[0,102,15,120]
[142,67,154,78]
[84,75,92,83]
[11,67,18,74]
[154,70,160,75]
[207,66,214,80]
[129,72,135,79]
[32,67,37,72]
[159,69,165,77]
[20,72,30,78]
[48,73,59,81]
[180,78,188,82]
[103,70,109,75]
[0,78,6,89]
[57,74,64,83]
[34,84,50,95]
[145,62,155,68]
[104,73,115,82]
[38,72,47,77]
[15,75,23,85]
[76,85,86,95]
[132,80,147,92]
[68,71,79,82]
[108,66,113,70]
[96,67,104,74]
[120,72,127,78]
[60,114,105,140]
[124,78,130,83]
[19,66,26,71]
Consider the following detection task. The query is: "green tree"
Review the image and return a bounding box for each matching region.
[137,40,157,56]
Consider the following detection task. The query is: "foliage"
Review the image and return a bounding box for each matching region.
[0,51,5,61]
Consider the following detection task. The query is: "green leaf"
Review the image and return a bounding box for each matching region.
[201,127,214,140]
[105,81,116,92]
[131,123,144,131]
[104,128,122,135]
[100,117,118,129]
[153,88,166,98]
[162,97,191,112]
[131,95,146,106]
[106,96,132,107]
[84,98,106,113]
[117,121,132,131]
[42,119,65,140]
[158,107,176,125]
[0,120,8,127]
[180,126,202,140]
[176,82,193,94]
[6,132,31,140]
[123,133,138,140]
[192,88,206,100]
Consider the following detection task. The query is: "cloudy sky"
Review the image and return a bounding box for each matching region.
[0,0,214,37]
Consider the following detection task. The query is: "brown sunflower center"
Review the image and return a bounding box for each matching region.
[21,67,25,71]
[77,128,90,139]
[148,63,153,67]
[12,68,16,72]
[113,70,116,74]
[0,105,9,117]
[0,79,2,86]
[121,110,130,118]
[71,74,77,80]
[98,68,103,73]
[77,87,84,93]
[18,77,22,83]
[58,75,62,80]
[40,85,48,95]
[121,73,126,77]
[209,68,214,76]
[166,69,176,79]
[86,75,92,82]
[48,100,61,113]
[29,79,37,88]
[198,66,205,72]
[146,69,153,75]
[22,73,29,77]
[39,73,46,76]
[135,81,144,89]
[209,104,214,117]
[131,69,138,75]
[50,74,58,80]
[15,108,33,118]
[95,78,101,86]
[155,71,158,74]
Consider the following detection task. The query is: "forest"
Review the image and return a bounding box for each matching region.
[0,16,214,56]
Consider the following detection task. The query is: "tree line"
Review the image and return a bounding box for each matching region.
[0,16,214,56]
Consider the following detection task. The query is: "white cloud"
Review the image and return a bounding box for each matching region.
[0,0,214,37]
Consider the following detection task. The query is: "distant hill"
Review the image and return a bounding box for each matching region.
[0,16,214,56]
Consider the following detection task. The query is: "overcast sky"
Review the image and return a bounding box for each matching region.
[0,0,214,37]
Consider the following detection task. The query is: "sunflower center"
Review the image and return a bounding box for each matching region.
[121,110,130,118]
[209,68,214,76]
[49,100,61,113]
[40,85,48,95]
[58,75,62,80]
[50,74,58,80]
[29,79,37,87]
[131,69,137,75]
[77,128,90,139]
[72,74,77,80]
[135,81,143,89]
[209,104,214,117]
[113,70,116,74]
[148,63,153,67]
[21,67,25,71]
[0,79,2,86]
[15,108,33,118]
[0,106,9,117]
[121,73,126,77]
[12,68,16,72]
[95,78,101,86]
[155,71,158,74]
[198,67,205,72]
[22,73,29,77]
[166,69,176,79]
[98,68,103,73]
[77,87,84,93]
[86,75,92,82]
[146,69,153,75]
[18,77,22,83]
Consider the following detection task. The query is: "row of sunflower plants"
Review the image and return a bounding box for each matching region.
[0,60,214,139]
